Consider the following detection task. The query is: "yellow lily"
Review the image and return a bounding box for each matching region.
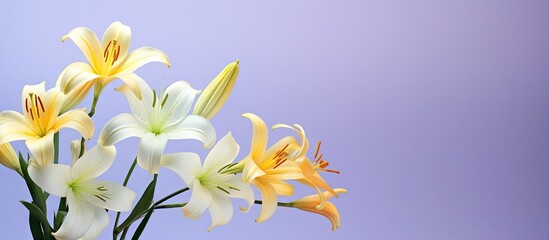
[57,21,170,111]
[291,188,347,231]
[273,123,339,210]
[0,82,94,166]
[240,113,304,223]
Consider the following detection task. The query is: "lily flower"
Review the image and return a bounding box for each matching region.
[99,75,216,174]
[161,132,254,231]
[28,145,136,240]
[273,123,339,210]
[291,188,347,231]
[240,113,304,223]
[0,82,94,166]
[57,21,170,111]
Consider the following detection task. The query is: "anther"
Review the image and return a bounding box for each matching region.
[34,95,40,118]
[152,90,157,107]
[37,96,45,112]
[273,158,287,169]
[104,41,112,58]
[217,186,230,194]
[25,98,29,113]
[161,94,169,108]
[314,141,322,158]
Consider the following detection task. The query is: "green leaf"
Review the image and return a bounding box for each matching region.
[28,212,45,240]
[54,210,67,231]
[115,175,157,234]
[131,208,154,240]
[19,152,47,213]
[21,201,53,240]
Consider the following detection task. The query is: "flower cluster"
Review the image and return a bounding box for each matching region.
[0,22,346,239]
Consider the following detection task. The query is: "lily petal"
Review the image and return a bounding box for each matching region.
[0,111,33,144]
[138,132,168,174]
[242,155,266,183]
[81,180,137,212]
[159,81,199,129]
[166,115,216,149]
[269,180,294,196]
[62,27,103,72]
[115,73,152,119]
[26,134,54,167]
[21,82,46,114]
[56,62,98,94]
[99,113,146,146]
[81,206,110,240]
[53,191,94,240]
[53,109,95,140]
[242,113,268,162]
[203,132,239,173]
[101,21,131,61]
[118,47,170,73]
[183,181,213,220]
[28,163,71,197]
[207,193,233,231]
[253,179,278,223]
[160,152,201,187]
[224,178,254,213]
[72,145,116,180]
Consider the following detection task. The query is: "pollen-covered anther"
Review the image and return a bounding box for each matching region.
[103,40,120,65]
[312,141,340,174]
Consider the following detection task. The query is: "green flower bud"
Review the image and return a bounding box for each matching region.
[193,60,239,119]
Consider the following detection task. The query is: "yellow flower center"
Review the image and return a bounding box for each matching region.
[24,93,48,136]
[103,40,121,66]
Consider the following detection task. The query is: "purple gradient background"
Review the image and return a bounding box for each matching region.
[1,0,549,239]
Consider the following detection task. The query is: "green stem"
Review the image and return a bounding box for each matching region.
[113,158,138,240]
[79,88,101,158]
[53,133,59,164]
[254,200,294,208]
[153,203,187,210]
[152,187,189,208]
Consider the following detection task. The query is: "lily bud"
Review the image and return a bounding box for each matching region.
[291,188,347,231]
[0,143,21,174]
[193,60,239,119]
[70,139,85,164]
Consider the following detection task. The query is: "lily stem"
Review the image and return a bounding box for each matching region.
[152,187,189,208]
[254,200,294,208]
[53,133,59,164]
[113,158,138,240]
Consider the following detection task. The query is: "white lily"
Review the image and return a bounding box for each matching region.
[0,82,94,166]
[99,75,216,174]
[28,145,136,240]
[161,132,254,231]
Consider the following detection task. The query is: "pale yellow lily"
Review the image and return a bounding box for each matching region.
[57,21,170,112]
[273,123,339,210]
[291,188,347,231]
[0,143,21,174]
[0,82,94,166]
[240,113,304,223]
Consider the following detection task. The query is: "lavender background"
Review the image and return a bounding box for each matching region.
[1,0,549,239]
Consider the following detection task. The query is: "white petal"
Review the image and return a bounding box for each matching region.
[203,132,239,173]
[159,81,199,129]
[99,113,146,146]
[70,139,84,165]
[138,132,168,174]
[224,178,254,213]
[166,115,216,149]
[28,163,71,197]
[101,21,131,60]
[183,181,212,220]
[72,145,116,180]
[81,180,137,212]
[115,73,152,122]
[160,152,201,187]
[62,27,103,72]
[52,191,94,240]
[118,47,170,73]
[26,134,54,167]
[81,206,110,240]
[207,193,233,231]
